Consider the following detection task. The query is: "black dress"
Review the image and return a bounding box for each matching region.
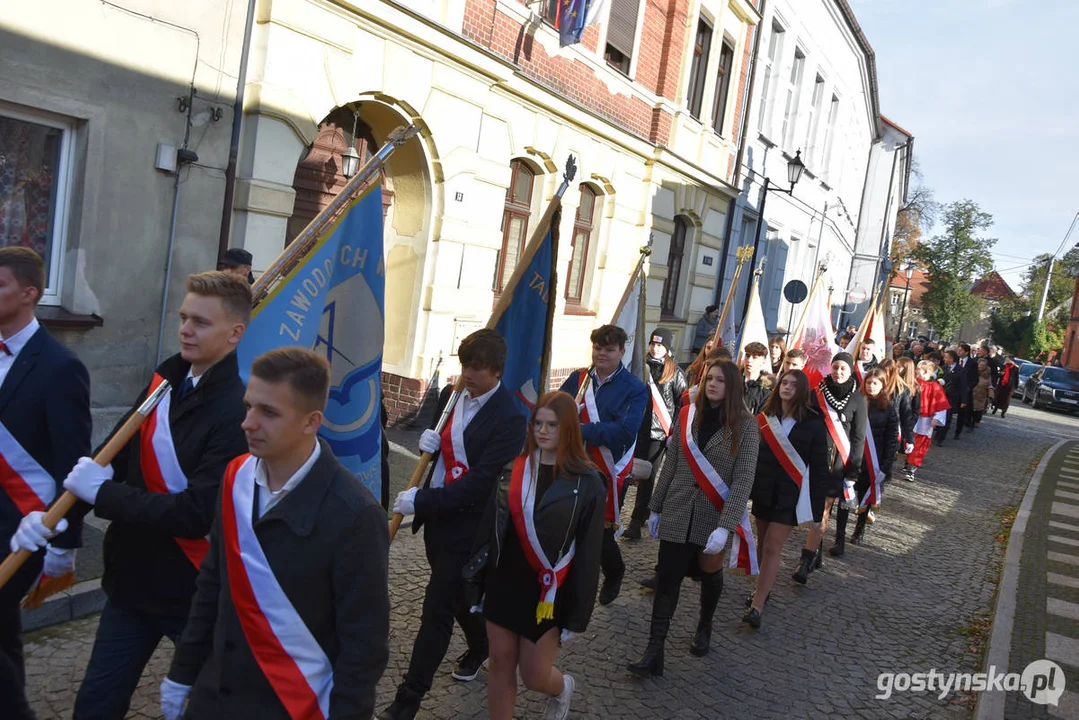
[484,464,561,643]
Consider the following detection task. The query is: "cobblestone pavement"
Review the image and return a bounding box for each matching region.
[24,401,1079,719]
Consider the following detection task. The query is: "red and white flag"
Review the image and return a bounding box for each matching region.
[791,283,840,386]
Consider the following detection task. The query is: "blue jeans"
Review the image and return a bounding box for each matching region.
[73,601,187,720]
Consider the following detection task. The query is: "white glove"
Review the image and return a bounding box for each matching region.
[904,442,915,454]
[11,511,69,553]
[43,546,75,576]
[469,599,485,615]
[418,429,441,454]
[160,677,192,720]
[560,629,575,644]
[703,527,729,555]
[62,457,114,505]
[392,487,418,516]
[631,458,652,481]
[647,511,661,539]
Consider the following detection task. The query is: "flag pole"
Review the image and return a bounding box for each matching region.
[790,263,827,347]
[390,155,578,541]
[712,245,754,347]
[250,124,419,308]
[537,208,562,397]
[0,382,172,592]
[851,279,886,361]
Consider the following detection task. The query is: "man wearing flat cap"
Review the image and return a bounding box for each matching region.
[218,248,254,285]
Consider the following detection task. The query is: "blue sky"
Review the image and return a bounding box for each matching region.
[852,0,1079,294]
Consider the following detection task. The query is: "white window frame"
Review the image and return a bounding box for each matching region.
[0,101,75,306]
[782,47,806,150]
[822,93,841,181]
[758,19,786,137]
[805,75,825,167]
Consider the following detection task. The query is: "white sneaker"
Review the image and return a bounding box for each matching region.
[545,673,575,720]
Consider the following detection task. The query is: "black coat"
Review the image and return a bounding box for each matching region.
[413,384,527,549]
[896,388,919,447]
[810,388,867,497]
[960,356,979,403]
[469,462,605,633]
[644,358,687,441]
[860,400,899,482]
[744,374,775,415]
[93,352,248,618]
[750,412,831,522]
[942,364,968,412]
[169,441,389,719]
[0,325,90,606]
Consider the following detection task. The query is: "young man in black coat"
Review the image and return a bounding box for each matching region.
[14,271,252,719]
[378,329,527,720]
[937,349,968,445]
[161,348,389,719]
[742,341,775,415]
[2,247,91,720]
[957,343,978,432]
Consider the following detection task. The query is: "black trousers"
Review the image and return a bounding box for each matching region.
[0,551,43,720]
[601,527,624,578]
[402,532,488,694]
[630,439,666,525]
[957,405,971,434]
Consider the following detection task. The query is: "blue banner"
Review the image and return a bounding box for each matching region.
[238,184,385,500]
[494,222,555,417]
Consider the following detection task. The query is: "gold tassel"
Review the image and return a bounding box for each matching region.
[535,601,554,624]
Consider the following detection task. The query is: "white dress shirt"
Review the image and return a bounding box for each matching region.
[253,441,321,520]
[0,316,40,389]
[780,416,797,436]
[460,381,500,426]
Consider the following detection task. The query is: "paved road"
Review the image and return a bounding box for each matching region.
[23,400,1079,719]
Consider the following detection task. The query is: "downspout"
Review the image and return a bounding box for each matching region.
[716,0,767,307]
[216,0,258,263]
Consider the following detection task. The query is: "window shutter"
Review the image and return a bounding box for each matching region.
[606,0,641,58]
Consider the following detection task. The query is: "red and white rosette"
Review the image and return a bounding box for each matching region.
[434,393,469,488]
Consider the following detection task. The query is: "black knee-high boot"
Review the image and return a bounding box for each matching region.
[849,512,868,545]
[628,584,679,677]
[829,508,849,557]
[690,571,723,657]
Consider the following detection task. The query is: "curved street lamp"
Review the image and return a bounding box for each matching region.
[897,260,916,340]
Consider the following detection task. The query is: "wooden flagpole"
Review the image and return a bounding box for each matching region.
[0,382,172,591]
[389,156,578,541]
[712,245,754,347]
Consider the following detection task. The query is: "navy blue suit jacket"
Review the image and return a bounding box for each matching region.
[0,324,91,603]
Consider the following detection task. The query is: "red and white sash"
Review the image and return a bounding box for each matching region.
[814,387,852,467]
[509,452,575,623]
[0,421,56,515]
[677,404,758,575]
[854,361,866,388]
[433,394,469,489]
[222,455,333,720]
[755,414,813,526]
[647,374,673,437]
[578,371,635,531]
[859,429,885,510]
[139,374,210,569]
[681,384,698,407]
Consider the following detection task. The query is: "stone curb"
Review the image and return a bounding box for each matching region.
[21,577,107,632]
[975,438,1070,720]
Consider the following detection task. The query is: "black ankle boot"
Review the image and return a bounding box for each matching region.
[792,548,815,584]
[377,685,424,720]
[628,586,678,678]
[813,540,824,569]
[849,512,868,545]
[829,509,849,557]
[690,571,723,656]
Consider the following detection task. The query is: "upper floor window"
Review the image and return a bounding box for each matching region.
[605,0,641,75]
[805,75,825,166]
[822,94,840,179]
[537,0,557,23]
[495,159,535,292]
[566,184,597,305]
[0,106,74,305]
[687,19,713,119]
[711,39,736,134]
[782,48,806,149]
[758,20,785,134]
[661,217,688,317]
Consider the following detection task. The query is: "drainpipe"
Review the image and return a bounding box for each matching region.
[216,0,258,263]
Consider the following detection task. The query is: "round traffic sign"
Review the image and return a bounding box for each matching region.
[783,279,809,304]
[847,287,868,304]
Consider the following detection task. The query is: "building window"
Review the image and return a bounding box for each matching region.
[0,107,74,304]
[605,0,641,75]
[821,94,840,179]
[805,75,825,166]
[711,39,736,134]
[566,185,597,305]
[687,19,713,119]
[661,217,688,317]
[758,20,785,134]
[781,48,806,149]
[495,159,535,292]
[538,0,557,23]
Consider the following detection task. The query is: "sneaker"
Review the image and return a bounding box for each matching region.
[451,649,488,682]
[866,510,877,524]
[545,674,575,720]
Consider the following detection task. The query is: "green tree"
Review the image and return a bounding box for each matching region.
[1022,244,1079,317]
[1021,319,1066,359]
[914,200,996,339]
[891,159,939,265]
[989,298,1032,352]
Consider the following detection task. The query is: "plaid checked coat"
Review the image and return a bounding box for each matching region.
[649,412,759,547]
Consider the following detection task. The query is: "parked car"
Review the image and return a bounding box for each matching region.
[1014,362,1040,398]
[1022,366,1079,413]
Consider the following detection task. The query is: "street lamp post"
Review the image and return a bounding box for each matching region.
[742,150,806,317]
[897,261,915,342]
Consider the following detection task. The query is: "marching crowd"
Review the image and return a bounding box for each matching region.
[0,243,1025,720]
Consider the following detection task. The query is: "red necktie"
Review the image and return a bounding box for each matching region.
[0,342,11,357]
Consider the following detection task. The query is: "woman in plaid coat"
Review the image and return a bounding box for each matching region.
[627,359,759,677]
